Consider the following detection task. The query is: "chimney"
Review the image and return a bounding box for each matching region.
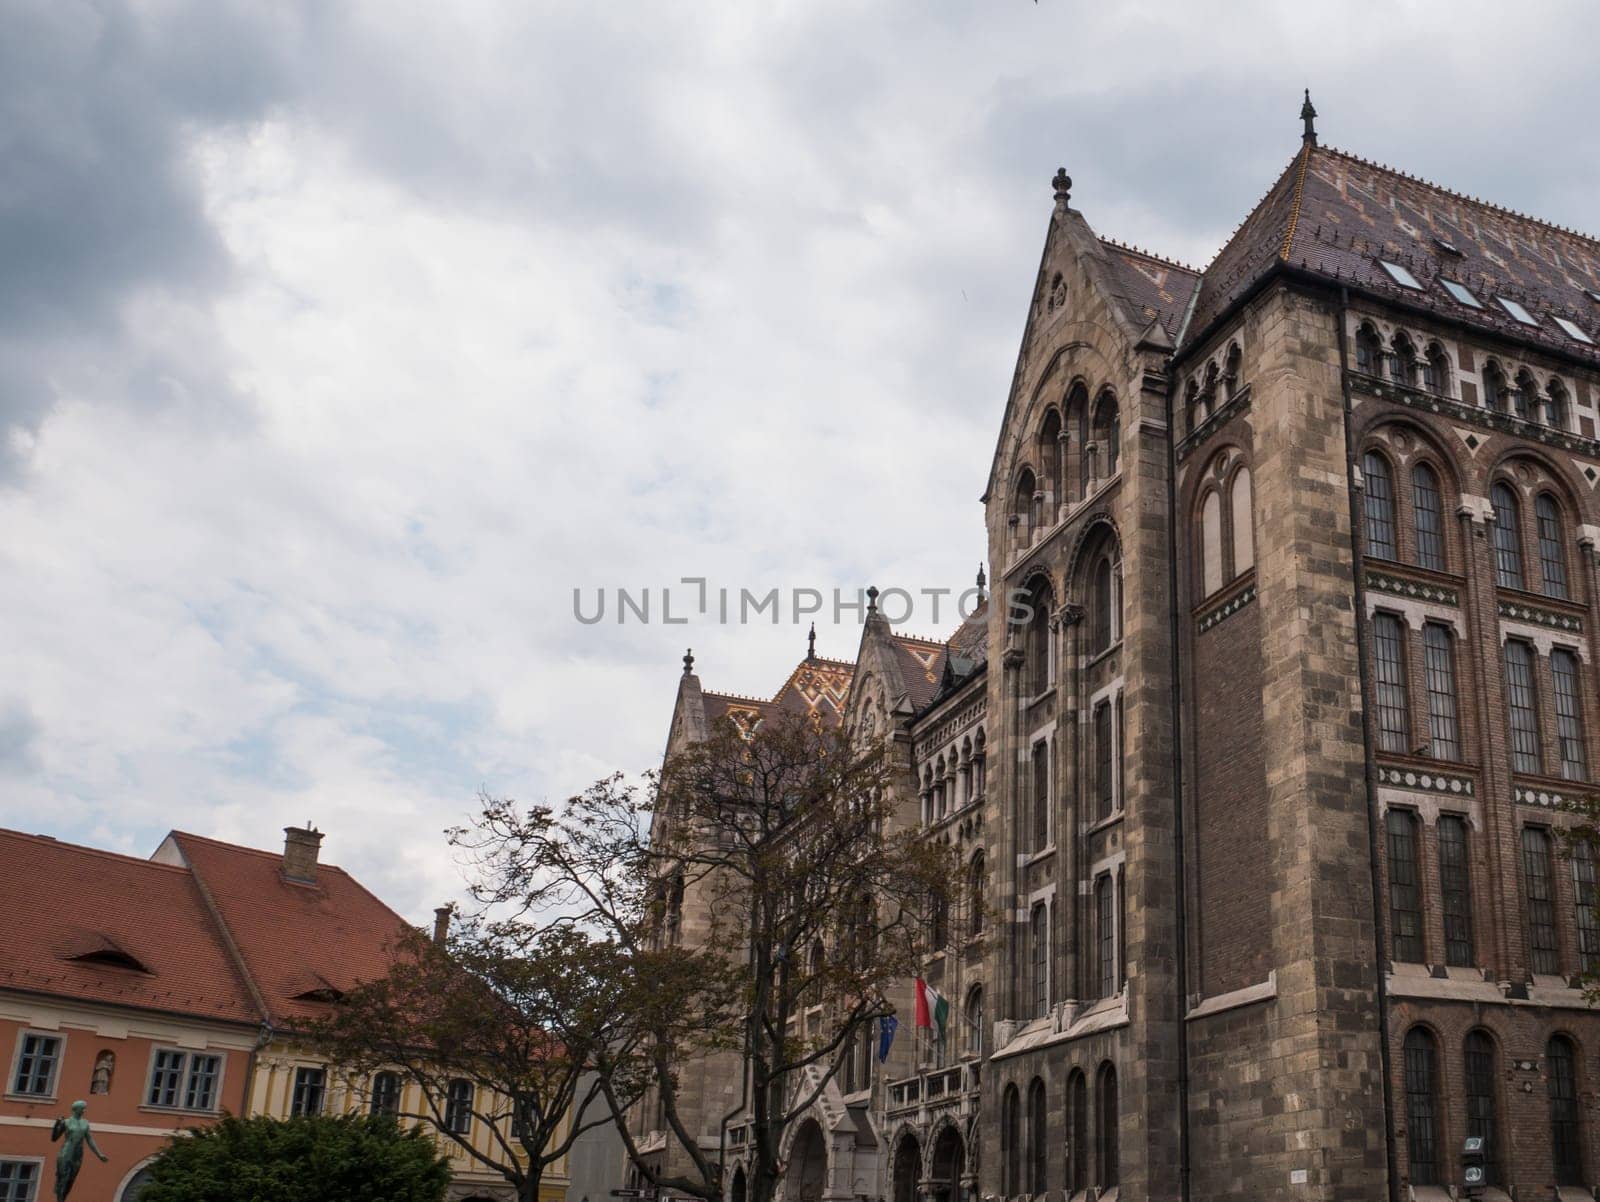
[432,905,452,946]
[282,824,324,884]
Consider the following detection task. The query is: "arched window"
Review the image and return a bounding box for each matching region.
[1355,324,1382,375]
[1386,809,1422,962]
[1514,370,1539,421]
[1411,463,1445,571]
[371,1070,401,1116]
[1091,554,1118,654]
[1066,1068,1088,1193]
[1362,452,1397,560]
[1402,1027,1439,1184]
[1482,361,1507,412]
[1463,1031,1500,1186]
[1026,577,1053,696]
[1039,409,1063,511]
[1014,468,1037,543]
[1001,1084,1021,1196]
[1553,650,1587,783]
[1096,1063,1119,1191]
[1222,342,1242,399]
[1548,1035,1582,1186]
[1490,484,1524,590]
[1546,379,1570,429]
[1064,383,1089,502]
[1030,904,1049,1017]
[1027,1078,1047,1194]
[444,1078,474,1134]
[1230,467,1254,575]
[1391,334,1419,387]
[969,852,987,937]
[1093,390,1120,480]
[1422,342,1450,397]
[964,985,984,1058]
[1200,490,1223,596]
[1535,493,1569,599]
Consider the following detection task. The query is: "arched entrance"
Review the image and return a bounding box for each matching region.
[930,1126,963,1202]
[892,1133,921,1202]
[787,1119,828,1202]
[731,1165,747,1202]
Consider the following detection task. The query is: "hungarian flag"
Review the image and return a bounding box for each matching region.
[914,978,949,1041]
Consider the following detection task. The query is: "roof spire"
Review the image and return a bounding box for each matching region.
[1300,88,1318,146]
[806,622,817,661]
[1052,168,1072,209]
[682,648,694,677]
[976,563,988,602]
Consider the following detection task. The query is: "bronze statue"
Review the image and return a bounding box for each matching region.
[50,1100,107,1201]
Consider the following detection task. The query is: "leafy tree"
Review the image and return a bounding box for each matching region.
[458,713,961,1202]
[137,1114,450,1202]
[306,920,627,1202]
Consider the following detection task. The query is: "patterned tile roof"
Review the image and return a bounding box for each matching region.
[1098,239,1201,341]
[702,654,855,734]
[1184,142,1600,361]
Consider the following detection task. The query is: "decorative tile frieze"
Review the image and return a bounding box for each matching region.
[1515,784,1595,809]
[1197,584,1256,633]
[1351,373,1600,459]
[1497,598,1583,633]
[1376,765,1476,797]
[1366,570,1459,607]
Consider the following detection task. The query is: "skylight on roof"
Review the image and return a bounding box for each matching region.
[1496,296,1538,326]
[1440,279,1482,309]
[1379,260,1424,290]
[1554,316,1595,345]
[1585,289,1600,305]
[1433,236,1462,257]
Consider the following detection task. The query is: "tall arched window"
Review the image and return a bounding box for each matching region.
[1386,808,1423,962]
[1096,874,1116,998]
[1093,390,1120,480]
[1001,1084,1021,1196]
[1411,462,1445,571]
[1391,333,1419,387]
[1362,452,1397,560]
[1066,1069,1088,1193]
[1030,904,1049,1017]
[1464,1031,1500,1186]
[1546,380,1570,429]
[1038,409,1063,512]
[1230,467,1255,575]
[1096,1063,1119,1191]
[1402,1027,1439,1185]
[1536,493,1569,599]
[1031,739,1050,852]
[1014,468,1037,544]
[1064,383,1089,502]
[1548,1035,1582,1186]
[1091,554,1117,653]
[1200,490,1223,596]
[1482,361,1507,411]
[969,852,987,937]
[964,985,984,1058]
[1423,342,1450,396]
[1026,577,1053,696]
[1514,370,1539,421]
[1356,323,1382,374]
[1490,484,1524,590]
[1027,1078,1047,1194]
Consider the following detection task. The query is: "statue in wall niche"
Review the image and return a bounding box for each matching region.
[89,1053,114,1095]
[50,1100,107,1201]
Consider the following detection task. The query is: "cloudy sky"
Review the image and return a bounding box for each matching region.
[4,0,1599,921]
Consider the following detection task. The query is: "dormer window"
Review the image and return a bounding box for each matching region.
[1380,260,1424,290]
[1496,296,1538,326]
[1554,316,1594,345]
[1433,237,1462,257]
[1440,279,1482,309]
[70,948,150,973]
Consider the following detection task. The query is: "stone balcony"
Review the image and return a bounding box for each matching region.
[884,1058,982,1123]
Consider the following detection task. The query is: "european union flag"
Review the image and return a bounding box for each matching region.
[877,1015,897,1063]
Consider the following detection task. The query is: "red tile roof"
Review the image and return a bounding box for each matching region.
[164,831,412,1028]
[701,654,855,733]
[1098,239,1201,341]
[0,829,258,1025]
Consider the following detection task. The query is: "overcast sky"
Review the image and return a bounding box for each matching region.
[4,0,1599,922]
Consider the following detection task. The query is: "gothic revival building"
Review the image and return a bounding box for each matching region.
[640,100,1600,1202]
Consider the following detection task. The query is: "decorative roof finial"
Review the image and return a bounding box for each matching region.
[1052,168,1072,207]
[976,563,988,602]
[1300,89,1318,146]
[866,585,879,615]
[682,648,694,676]
[807,622,817,661]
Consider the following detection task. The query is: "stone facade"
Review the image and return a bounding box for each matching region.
[635,119,1600,1202]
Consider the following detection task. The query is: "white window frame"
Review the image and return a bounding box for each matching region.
[143,1046,225,1113]
[290,1064,328,1116]
[0,1156,45,1202]
[1496,296,1538,326]
[7,1030,64,1101]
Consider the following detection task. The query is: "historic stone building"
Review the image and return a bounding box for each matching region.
[638,100,1600,1202]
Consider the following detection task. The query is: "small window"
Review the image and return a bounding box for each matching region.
[1554,316,1595,345]
[290,1066,326,1117]
[1496,296,1539,325]
[371,1071,402,1116]
[1440,279,1482,308]
[1380,260,1424,290]
[1586,288,1600,304]
[445,1079,474,1135]
[0,1162,40,1202]
[11,1033,62,1098]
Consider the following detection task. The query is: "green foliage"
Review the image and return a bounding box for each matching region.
[137,1114,452,1202]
